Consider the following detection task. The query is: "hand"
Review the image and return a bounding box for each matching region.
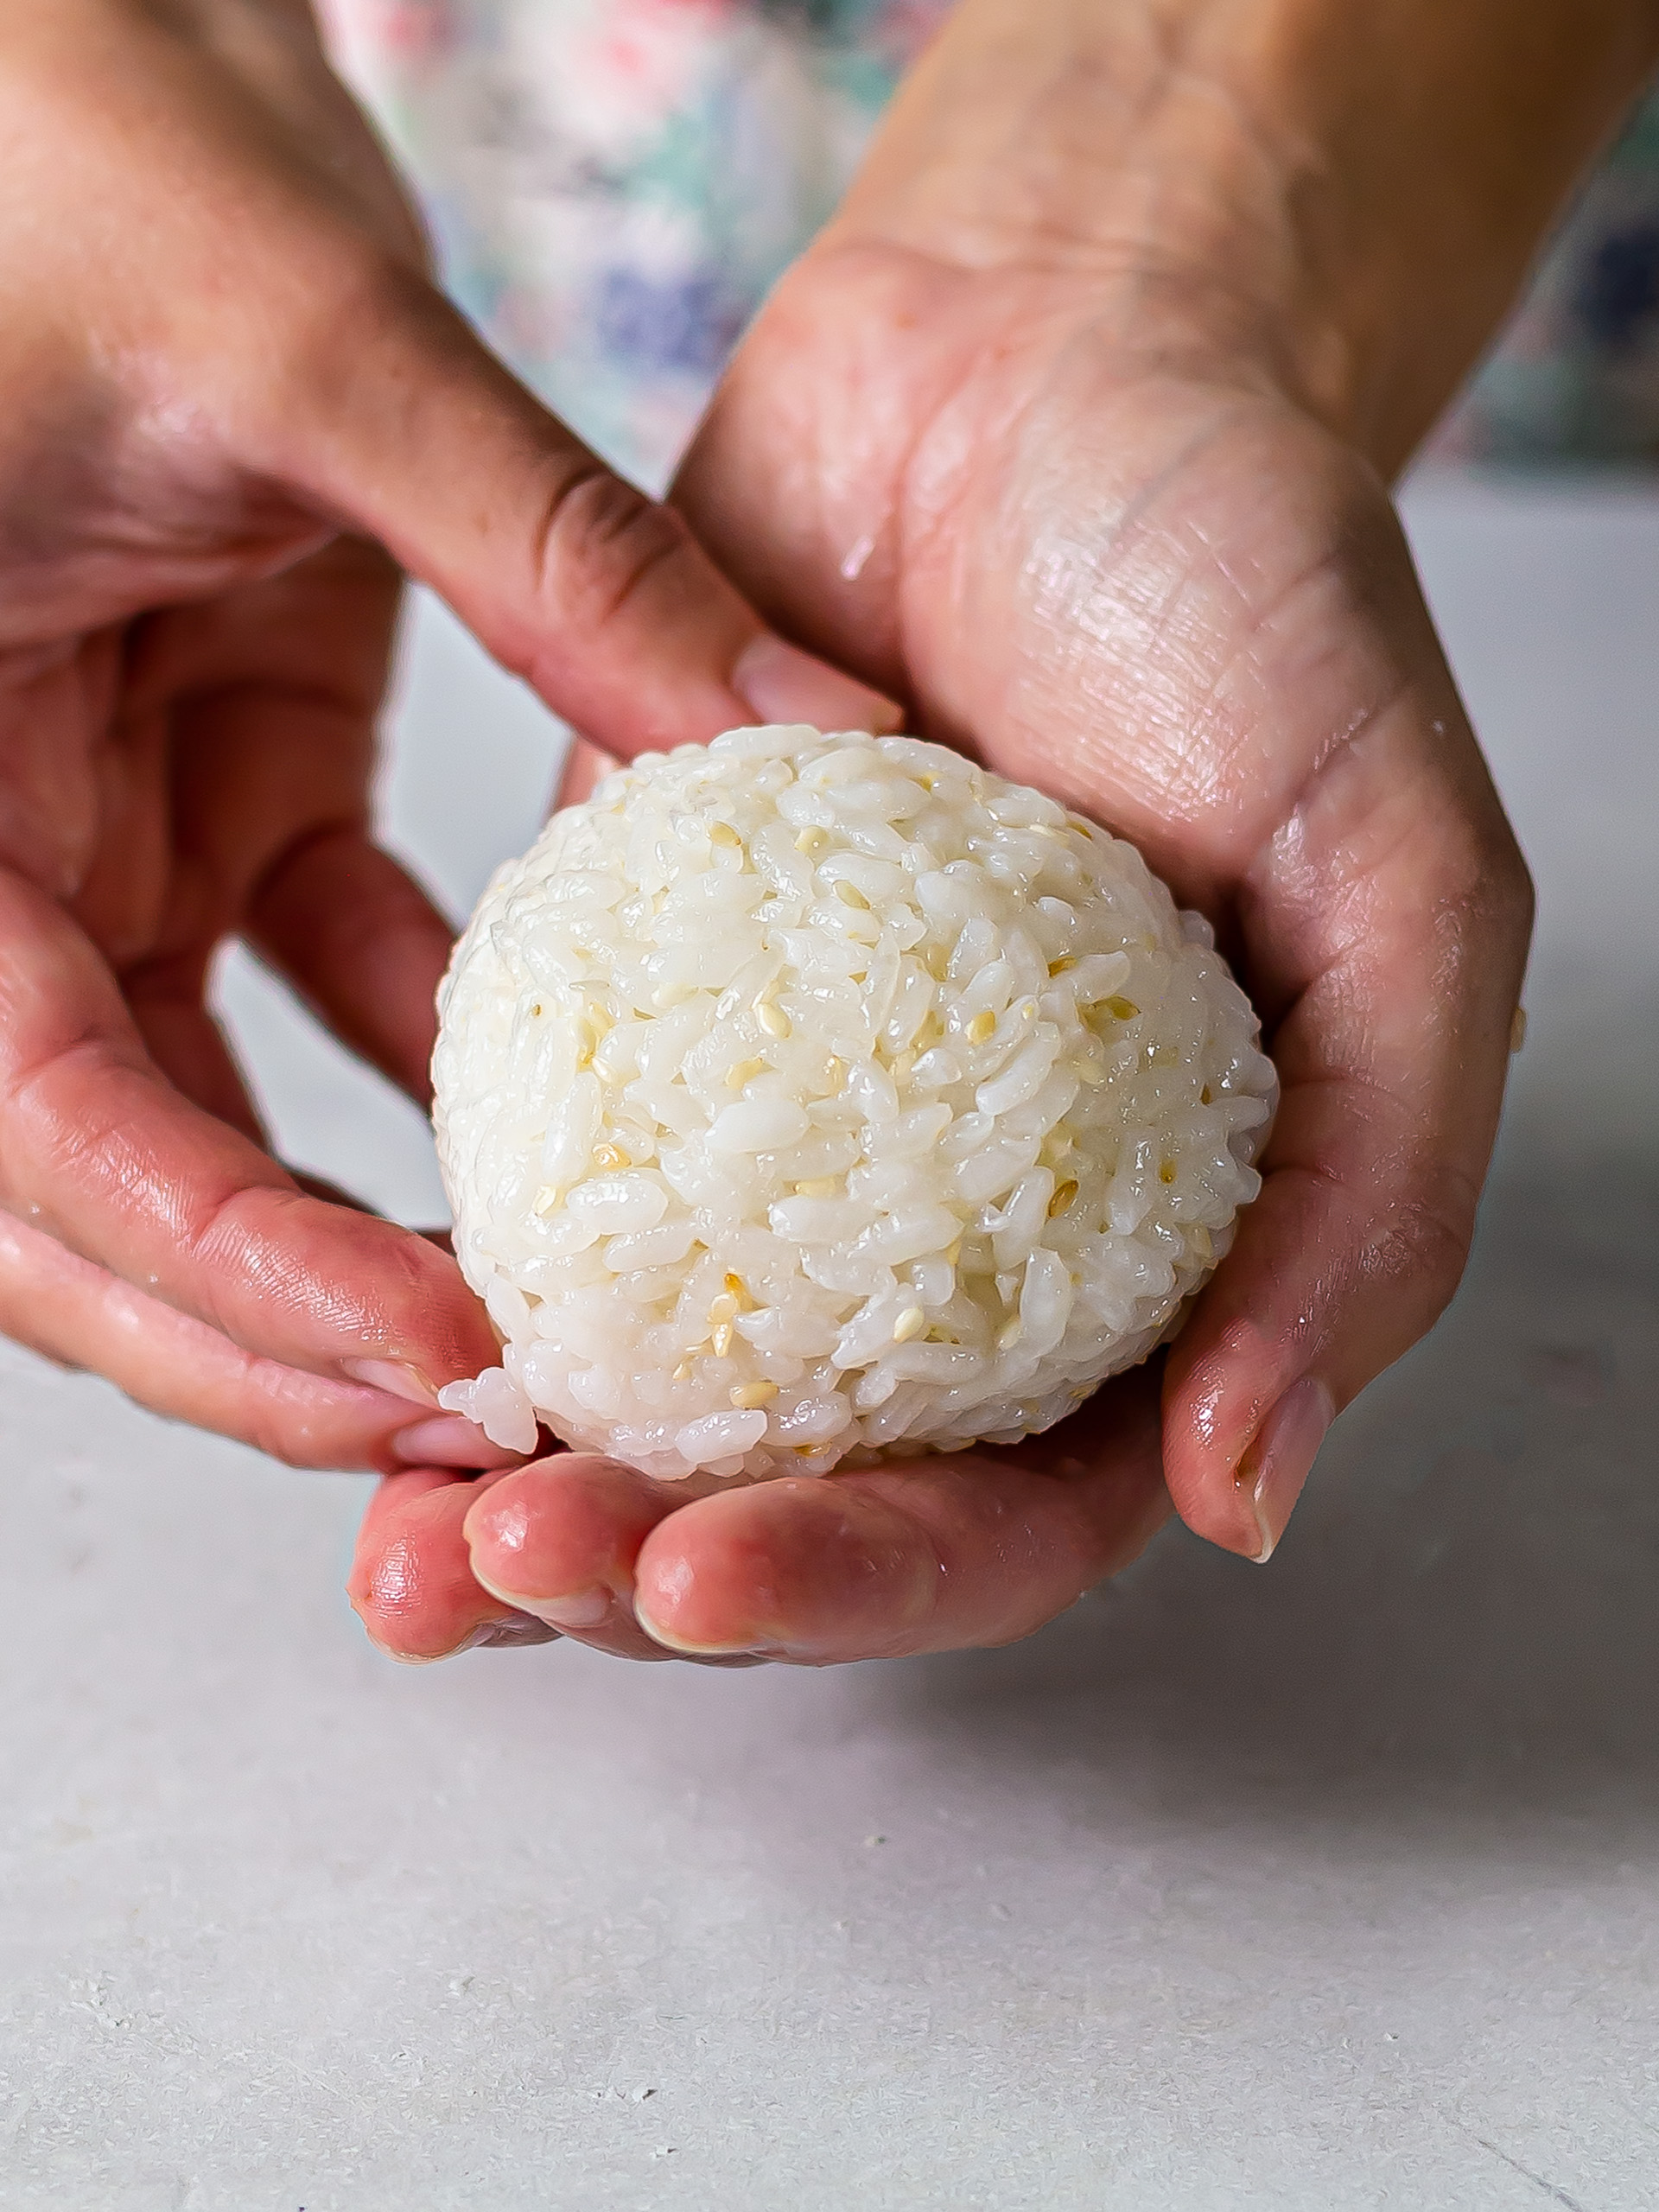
[349,0,1560,1664]
[0,0,890,1471]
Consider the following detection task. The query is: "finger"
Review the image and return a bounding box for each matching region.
[122,949,268,1144]
[462,1455,701,1662]
[0,864,498,1387]
[554,738,620,811]
[122,553,448,1105]
[349,1469,557,1662]
[1160,690,1533,1560]
[0,1208,508,1471]
[245,825,456,1106]
[237,257,902,751]
[627,1371,1171,1662]
[690,361,1533,1566]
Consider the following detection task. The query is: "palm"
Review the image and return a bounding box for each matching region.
[676,236,1529,1545]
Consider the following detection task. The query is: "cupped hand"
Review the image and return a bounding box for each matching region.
[0,0,888,1470]
[351,1365,1172,1664]
[671,240,1535,1568]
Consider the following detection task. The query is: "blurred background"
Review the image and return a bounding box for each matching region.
[320,0,957,489]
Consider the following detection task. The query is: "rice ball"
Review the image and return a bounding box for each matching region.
[433,725,1275,1481]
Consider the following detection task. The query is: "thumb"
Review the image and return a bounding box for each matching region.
[252,267,899,753]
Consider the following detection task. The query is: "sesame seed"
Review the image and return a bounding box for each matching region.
[966,1010,996,1045]
[709,821,743,849]
[835,879,869,910]
[755,1001,791,1039]
[726,1056,766,1089]
[729,1382,779,1409]
[1047,1179,1079,1217]
[1104,995,1140,1021]
[892,1306,928,1343]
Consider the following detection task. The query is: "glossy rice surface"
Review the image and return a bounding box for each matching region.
[434,727,1275,1478]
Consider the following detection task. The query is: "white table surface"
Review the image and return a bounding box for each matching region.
[2,475,1656,2212]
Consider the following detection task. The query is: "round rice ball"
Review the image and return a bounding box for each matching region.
[433,725,1276,1480]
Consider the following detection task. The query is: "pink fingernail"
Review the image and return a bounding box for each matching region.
[732,634,903,735]
[1237,1376,1334,1562]
[343,1357,439,1407]
[462,1616,561,1651]
[634,1615,750,1656]
[391,1414,523,1468]
[556,737,621,811]
[467,1557,614,1629]
[527,1588,613,1630]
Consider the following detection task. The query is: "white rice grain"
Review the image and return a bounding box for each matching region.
[433,726,1277,1478]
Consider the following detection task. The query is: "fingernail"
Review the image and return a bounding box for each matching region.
[632,1586,802,1658]
[461,1615,561,1651]
[732,634,903,735]
[468,1562,613,1630]
[343,1357,439,1407]
[556,737,621,811]
[633,1608,764,1658]
[1236,1376,1334,1562]
[391,1414,523,1468]
[519,1587,613,1631]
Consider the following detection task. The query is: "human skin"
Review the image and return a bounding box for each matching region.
[352,0,1659,1664]
[0,0,890,1478]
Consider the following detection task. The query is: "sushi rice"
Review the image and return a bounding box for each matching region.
[434,726,1276,1481]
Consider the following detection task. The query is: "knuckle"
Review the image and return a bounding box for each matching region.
[531,462,695,633]
[1484,833,1536,947]
[1410,805,1535,989]
[1365,1174,1478,1323]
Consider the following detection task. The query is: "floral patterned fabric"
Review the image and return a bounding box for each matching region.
[321,0,950,488]
[1436,90,1659,467]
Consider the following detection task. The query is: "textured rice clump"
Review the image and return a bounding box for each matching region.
[434,726,1276,1480]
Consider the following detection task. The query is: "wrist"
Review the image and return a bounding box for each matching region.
[830,0,1659,475]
